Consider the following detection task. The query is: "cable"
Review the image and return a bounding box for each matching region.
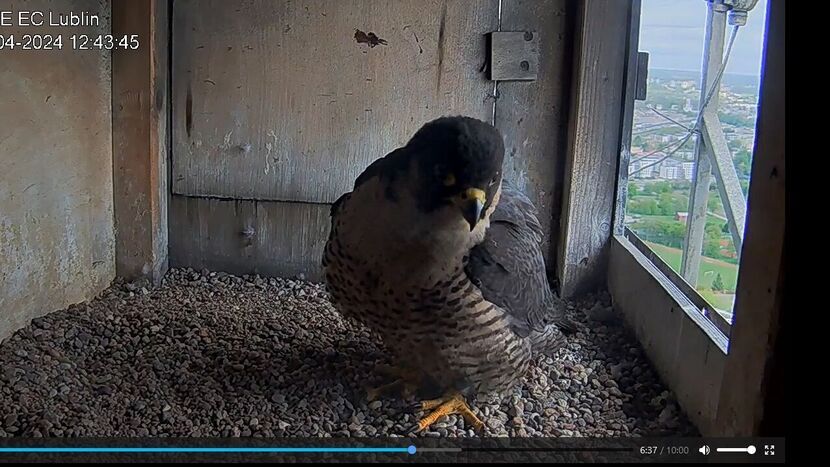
[628,24,740,176]
[628,132,695,176]
[645,106,692,131]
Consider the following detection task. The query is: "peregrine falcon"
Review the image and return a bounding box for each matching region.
[322,116,573,434]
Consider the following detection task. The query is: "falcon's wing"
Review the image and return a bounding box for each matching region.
[464,181,574,337]
[353,147,411,197]
[330,146,411,220]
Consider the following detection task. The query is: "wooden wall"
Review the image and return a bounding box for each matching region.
[168,0,575,281]
[0,0,115,342]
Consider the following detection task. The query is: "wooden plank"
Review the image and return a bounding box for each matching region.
[112,0,170,283]
[1,0,114,342]
[625,228,731,338]
[609,237,727,435]
[715,0,785,436]
[612,0,641,237]
[171,0,498,203]
[169,196,331,281]
[496,0,575,273]
[758,240,785,436]
[557,0,631,298]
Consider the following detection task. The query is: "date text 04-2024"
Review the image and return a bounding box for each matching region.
[0,34,139,50]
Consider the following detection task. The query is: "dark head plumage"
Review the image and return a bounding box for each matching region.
[407,116,505,226]
[348,116,505,230]
[408,116,505,193]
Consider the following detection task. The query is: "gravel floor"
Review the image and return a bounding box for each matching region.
[0,268,698,438]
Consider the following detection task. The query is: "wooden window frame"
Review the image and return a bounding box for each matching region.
[561,0,784,436]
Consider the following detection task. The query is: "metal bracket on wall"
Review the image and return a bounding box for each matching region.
[488,31,539,81]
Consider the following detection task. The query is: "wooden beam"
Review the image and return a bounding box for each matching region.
[612,0,642,237]
[168,196,330,281]
[609,236,727,435]
[715,0,785,436]
[111,0,170,283]
[624,228,731,338]
[496,0,575,274]
[557,0,631,298]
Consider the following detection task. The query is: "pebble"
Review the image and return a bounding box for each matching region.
[0,270,695,438]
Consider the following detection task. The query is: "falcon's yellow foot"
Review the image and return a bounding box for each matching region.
[406,391,485,434]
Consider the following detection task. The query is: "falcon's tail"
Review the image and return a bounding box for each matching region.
[527,324,569,358]
[545,294,582,336]
[553,316,580,335]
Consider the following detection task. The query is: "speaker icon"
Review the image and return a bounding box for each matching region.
[699,445,710,455]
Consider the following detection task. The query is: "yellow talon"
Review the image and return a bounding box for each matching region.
[408,391,485,434]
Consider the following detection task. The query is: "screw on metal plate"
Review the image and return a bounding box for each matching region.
[488,31,539,81]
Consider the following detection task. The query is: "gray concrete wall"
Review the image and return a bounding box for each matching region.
[0,0,114,342]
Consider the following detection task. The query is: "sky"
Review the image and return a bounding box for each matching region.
[638,0,769,76]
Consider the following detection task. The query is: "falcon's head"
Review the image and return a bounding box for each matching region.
[405,116,505,231]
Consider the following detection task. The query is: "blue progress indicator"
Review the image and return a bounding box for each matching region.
[0,446,417,454]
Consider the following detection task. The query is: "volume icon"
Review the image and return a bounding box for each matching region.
[699,446,710,455]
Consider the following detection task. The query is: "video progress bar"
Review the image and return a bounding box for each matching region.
[419,447,634,453]
[0,447,416,454]
[1,446,635,455]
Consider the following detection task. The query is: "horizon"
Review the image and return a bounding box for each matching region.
[640,0,769,77]
[649,67,760,78]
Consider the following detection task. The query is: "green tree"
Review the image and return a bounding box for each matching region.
[660,220,686,241]
[718,111,755,128]
[653,181,672,193]
[704,239,721,257]
[643,181,670,194]
[657,192,688,216]
[702,222,723,257]
[631,218,687,248]
[707,190,730,217]
[671,180,691,191]
[734,149,753,179]
[629,198,659,215]
[712,273,725,292]
[658,193,674,215]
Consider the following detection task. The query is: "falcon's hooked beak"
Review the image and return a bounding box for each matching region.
[456,188,487,231]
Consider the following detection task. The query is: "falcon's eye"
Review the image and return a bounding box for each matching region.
[443,173,457,186]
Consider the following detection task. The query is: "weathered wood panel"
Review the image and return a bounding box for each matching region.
[169,196,331,281]
[0,0,114,342]
[496,0,575,273]
[557,0,631,298]
[715,0,785,436]
[112,0,170,283]
[609,237,727,435]
[172,0,498,203]
[612,0,641,237]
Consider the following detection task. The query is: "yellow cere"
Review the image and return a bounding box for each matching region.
[464,188,487,203]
